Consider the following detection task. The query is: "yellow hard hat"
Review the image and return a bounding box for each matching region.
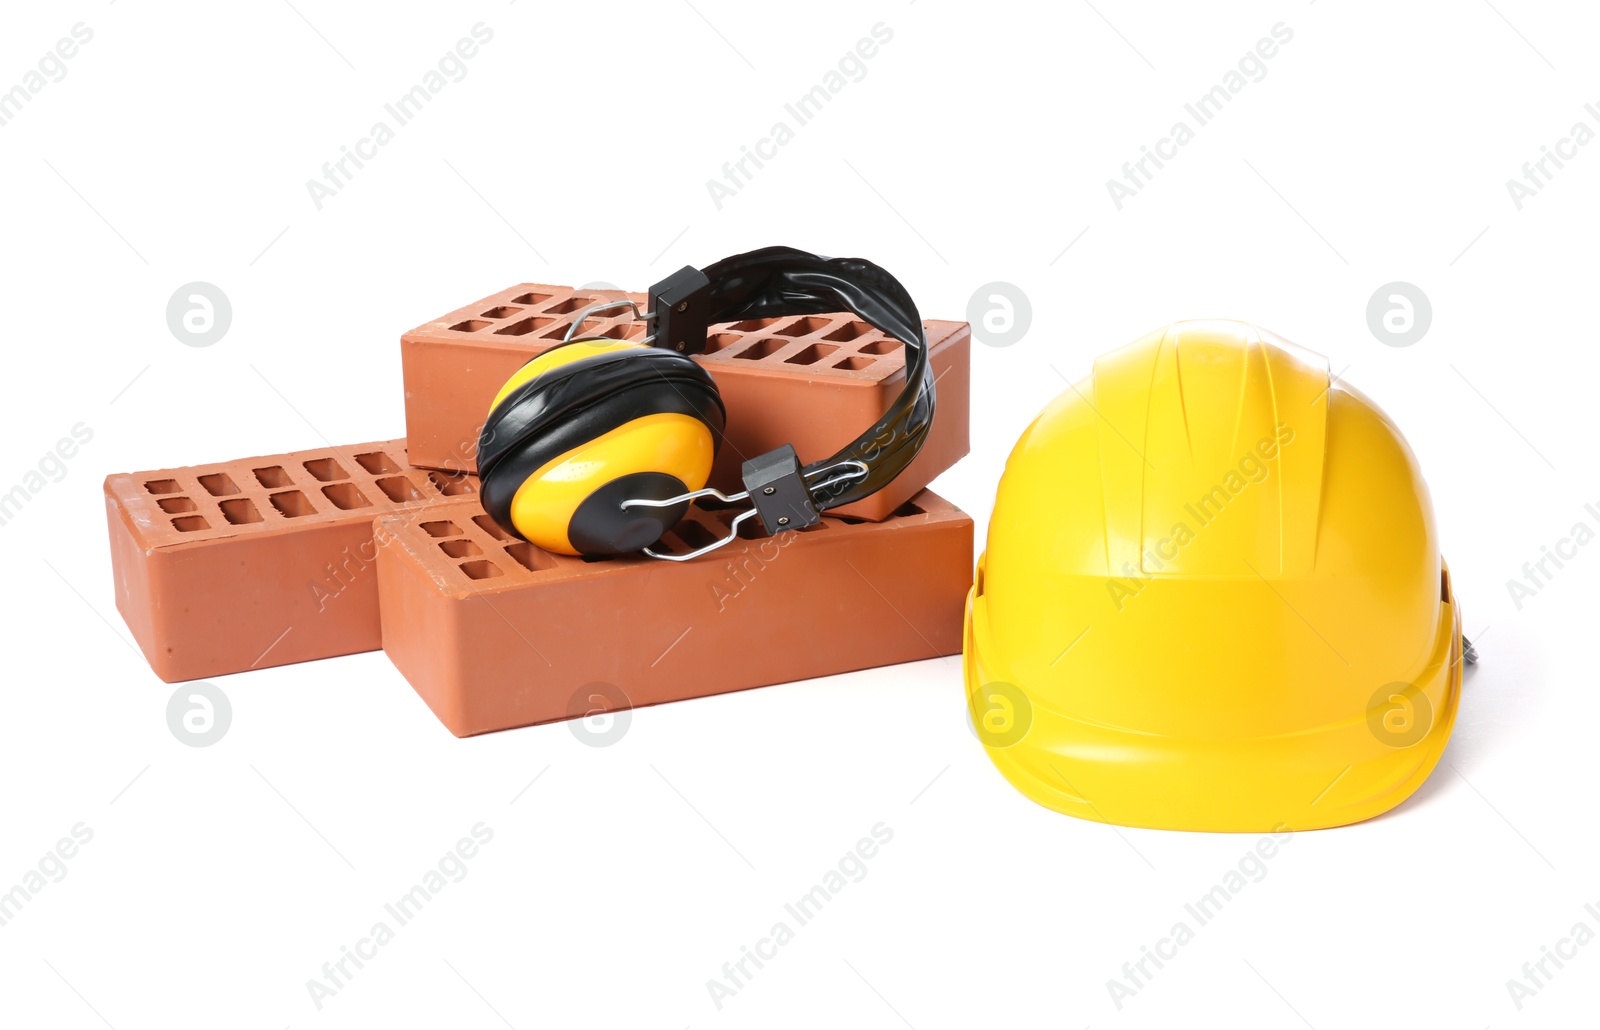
[965,320,1466,832]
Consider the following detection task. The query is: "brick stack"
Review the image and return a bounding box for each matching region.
[106,281,974,735]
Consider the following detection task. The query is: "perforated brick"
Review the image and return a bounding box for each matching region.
[376,490,973,737]
[105,440,477,682]
[401,283,970,521]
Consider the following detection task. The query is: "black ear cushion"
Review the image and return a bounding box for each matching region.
[477,348,725,541]
[479,348,723,476]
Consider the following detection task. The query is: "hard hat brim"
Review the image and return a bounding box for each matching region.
[963,578,1464,833]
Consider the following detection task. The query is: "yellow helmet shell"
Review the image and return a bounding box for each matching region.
[965,320,1463,831]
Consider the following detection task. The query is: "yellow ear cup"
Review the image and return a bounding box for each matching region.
[476,338,727,556]
[507,411,716,555]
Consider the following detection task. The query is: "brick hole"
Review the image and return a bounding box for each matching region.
[459,559,504,580]
[157,497,197,513]
[171,515,209,532]
[893,500,926,518]
[473,514,513,541]
[675,520,720,551]
[321,483,371,510]
[735,517,768,540]
[734,338,785,361]
[503,541,556,572]
[544,296,598,315]
[824,321,874,342]
[219,498,263,525]
[776,316,831,337]
[785,343,838,366]
[427,470,474,496]
[302,457,348,482]
[726,317,782,332]
[376,477,424,503]
[270,491,315,518]
[144,479,182,495]
[196,473,239,496]
[449,319,494,333]
[623,322,649,340]
[354,451,401,475]
[253,466,293,488]
[512,291,552,305]
[439,539,483,558]
[835,355,875,371]
[859,338,901,356]
[495,316,557,337]
[420,521,461,538]
[481,305,524,319]
[704,333,743,353]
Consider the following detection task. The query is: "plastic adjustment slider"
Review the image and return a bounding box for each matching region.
[741,444,819,534]
[647,265,712,355]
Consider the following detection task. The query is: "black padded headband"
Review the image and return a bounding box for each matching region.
[691,246,937,512]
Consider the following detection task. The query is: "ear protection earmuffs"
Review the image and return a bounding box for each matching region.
[476,246,936,560]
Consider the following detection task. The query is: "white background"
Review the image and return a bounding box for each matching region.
[2,0,1596,1027]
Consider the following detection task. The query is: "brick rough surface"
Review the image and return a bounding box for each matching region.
[106,440,476,682]
[377,490,973,737]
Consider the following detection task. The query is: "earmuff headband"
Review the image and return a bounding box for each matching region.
[692,247,936,514]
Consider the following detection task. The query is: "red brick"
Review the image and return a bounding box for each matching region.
[105,440,475,682]
[376,490,972,737]
[400,283,970,521]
